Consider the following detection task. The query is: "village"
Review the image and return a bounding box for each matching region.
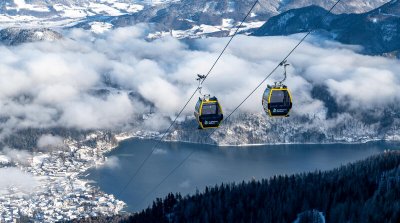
[0,132,126,222]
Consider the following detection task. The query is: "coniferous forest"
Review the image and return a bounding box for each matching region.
[72,151,400,223]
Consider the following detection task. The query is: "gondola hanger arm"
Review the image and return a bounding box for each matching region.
[196,74,207,97]
[276,60,289,86]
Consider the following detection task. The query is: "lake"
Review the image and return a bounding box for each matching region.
[85,139,399,212]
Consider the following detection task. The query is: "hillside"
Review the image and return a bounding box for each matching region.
[253,0,400,55]
[99,0,390,37]
[0,0,389,37]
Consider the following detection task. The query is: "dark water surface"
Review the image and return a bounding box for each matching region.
[85,139,399,212]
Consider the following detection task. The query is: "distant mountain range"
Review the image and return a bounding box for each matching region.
[0,0,389,33]
[82,0,390,36]
[0,0,392,43]
[108,0,389,29]
[253,0,400,56]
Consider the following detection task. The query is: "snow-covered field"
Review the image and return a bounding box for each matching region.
[147,20,266,39]
[0,0,145,29]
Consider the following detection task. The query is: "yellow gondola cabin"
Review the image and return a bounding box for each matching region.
[194,96,223,129]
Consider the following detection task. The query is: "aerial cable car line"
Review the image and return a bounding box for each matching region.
[135,0,343,208]
[135,62,289,207]
[117,0,261,197]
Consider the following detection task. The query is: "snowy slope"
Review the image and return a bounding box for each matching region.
[253,0,400,55]
[0,0,146,28]
[82,0,390,38]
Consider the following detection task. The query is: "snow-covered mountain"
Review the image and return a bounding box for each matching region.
[253,0,400,55]
[0,0,392,44]
[0,0,389,35]
[84,0,390,37]
[109,0,390,28]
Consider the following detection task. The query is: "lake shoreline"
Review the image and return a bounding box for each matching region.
[86,138,399,212]
[114,132,400,148]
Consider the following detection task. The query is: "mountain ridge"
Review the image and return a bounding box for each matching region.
[253,0,400,55]
[0,0,390,33]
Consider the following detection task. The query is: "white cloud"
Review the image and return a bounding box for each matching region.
[0,167,39,195]
[326,68,399,109]
[0,26,398,137]
[143,114,170,131]
[59,93,135,129]
[2,147,31,166]
[37,134,65,151]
